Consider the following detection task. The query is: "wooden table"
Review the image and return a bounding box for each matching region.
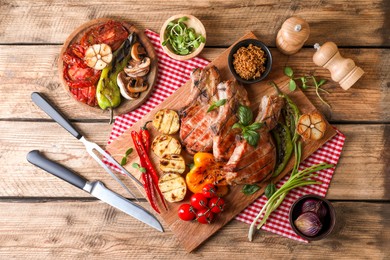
[0,1,389,258]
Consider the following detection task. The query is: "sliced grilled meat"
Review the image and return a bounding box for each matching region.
[224,95,285,185]
[212,80,250,161]
[258,95,285,131]
[179,66,221,154]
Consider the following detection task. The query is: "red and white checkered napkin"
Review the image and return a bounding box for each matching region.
[107,30,346,242]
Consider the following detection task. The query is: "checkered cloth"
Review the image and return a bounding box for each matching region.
[107,30,346,242]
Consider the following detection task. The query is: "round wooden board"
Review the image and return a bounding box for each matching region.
[58,18,158,116]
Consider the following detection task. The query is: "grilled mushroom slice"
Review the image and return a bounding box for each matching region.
[117,72,148,100]
[297,111,327,140]
[131,42,147,61]
[124,57,151,77]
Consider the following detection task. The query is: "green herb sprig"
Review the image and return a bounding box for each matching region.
[120,148,133,166]
[232,105,264,147]
[284,66,331,108]
[207,99,227,113]
[132,162,146,173]
[162,17,206,55]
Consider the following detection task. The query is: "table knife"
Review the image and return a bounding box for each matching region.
[31,92,143,198]
[27,150,163,232]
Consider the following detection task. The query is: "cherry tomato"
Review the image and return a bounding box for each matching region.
[208,197,226,213]
[196,209,214,224]
[190,193,208,210]
[178,204,196,221]
[202,184,217,198]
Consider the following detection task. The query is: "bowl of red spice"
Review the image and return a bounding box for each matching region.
[228,39,272,84]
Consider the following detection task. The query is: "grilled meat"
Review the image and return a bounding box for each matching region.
[211,80,250,161]
[224,95,285,185]
[258,95,285,131]
[179,66,221,154]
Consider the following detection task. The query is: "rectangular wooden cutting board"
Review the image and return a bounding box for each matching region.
[106,32,336,252]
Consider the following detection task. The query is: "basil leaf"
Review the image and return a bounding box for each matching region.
[284,66,294,77]
[243,130,260,147]
[265,183,277,199]
[289,79,297,91]
[125,148,133,156]
[232,122,242,129]
[132,163,140,169]
[238,105,253,126]
[242,184,260,195]
[207,99,227,113]
[247,122,263,131]
[120,157,127,166]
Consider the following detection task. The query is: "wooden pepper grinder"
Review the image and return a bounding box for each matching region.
[313,42,364,90]
[276,16,310,55]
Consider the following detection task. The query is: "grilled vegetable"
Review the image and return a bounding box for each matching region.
[152,135,181,158]
[185,152,228,196]
[158,173,187,203]
[152,109,180,135]
[297,112,327,140]
[272,123,293,177]
[84,43,113,70]
[159,154,186,174]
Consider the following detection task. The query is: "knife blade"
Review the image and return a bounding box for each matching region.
[30,92,143,193]
[26,150,163,232]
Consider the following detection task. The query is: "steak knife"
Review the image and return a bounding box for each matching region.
[27,150,163,232]
[31,92,142,198]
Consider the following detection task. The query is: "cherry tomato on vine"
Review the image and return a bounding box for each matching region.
[190,193,208,210]
[202,184,217,198]
[178,204,196,221]
[196,209,214,224]
[208,197,226,213]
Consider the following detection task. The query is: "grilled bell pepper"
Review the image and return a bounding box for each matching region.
[186,153,229,196]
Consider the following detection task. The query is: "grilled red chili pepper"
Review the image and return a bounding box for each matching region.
[140,170,160,214]
[131,131,168,210]
[140,121,152,153]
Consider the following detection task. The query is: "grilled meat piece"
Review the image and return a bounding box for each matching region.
[224,95,285,185]
[258,95,285,131]
[211,80,250,161]
[179,66,221,154]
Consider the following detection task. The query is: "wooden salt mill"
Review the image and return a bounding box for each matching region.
[276,16,310,55]
[313,42,364,90]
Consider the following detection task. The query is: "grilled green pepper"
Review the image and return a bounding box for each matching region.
[96,33,135,123]
[272,123,293,177]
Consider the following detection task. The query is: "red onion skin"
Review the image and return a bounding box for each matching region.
[302,199,328,219]
[294,211,323,237]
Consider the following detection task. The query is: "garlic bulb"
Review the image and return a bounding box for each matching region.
[84,44,113,70]
[297,112,327,140]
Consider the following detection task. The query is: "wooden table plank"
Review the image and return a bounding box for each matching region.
[0,200,387,259]
[0,0,388,46]
[0,46,388,122]
[1,121,388,200]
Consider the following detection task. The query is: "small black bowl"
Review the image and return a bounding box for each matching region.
[228,39,273,84]
[289,194,336,241]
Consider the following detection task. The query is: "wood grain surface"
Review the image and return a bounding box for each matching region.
[0,0,389,258]
[1,46,388,122]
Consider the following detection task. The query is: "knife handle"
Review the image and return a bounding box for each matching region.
[31,92,82,140]
[27,150,87,190]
